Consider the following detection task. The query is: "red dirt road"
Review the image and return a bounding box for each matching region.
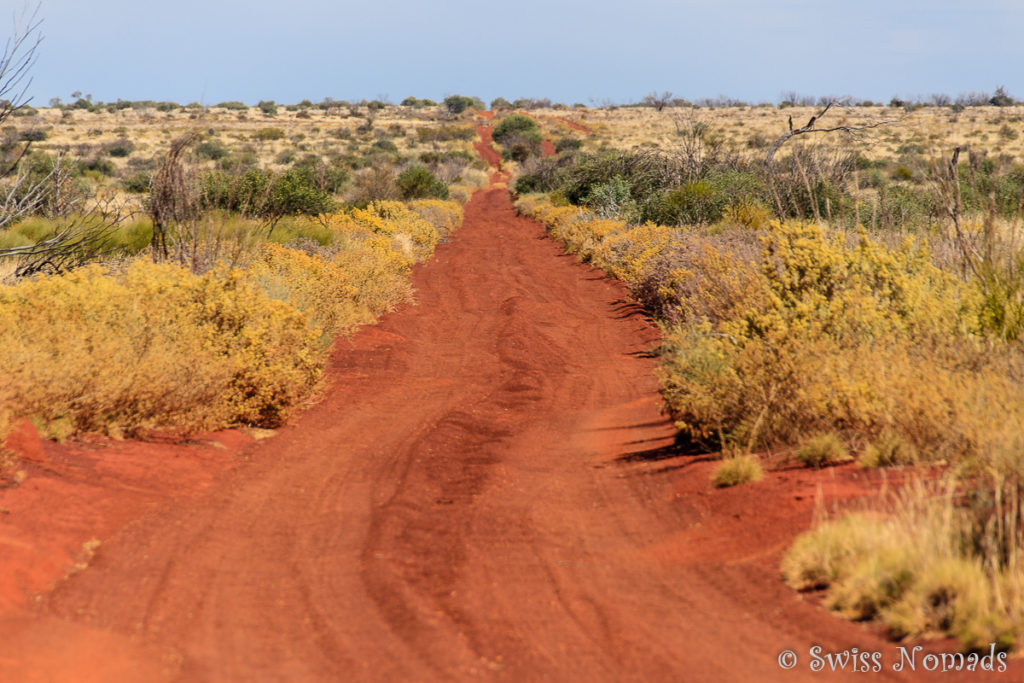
[0,128,1014,682]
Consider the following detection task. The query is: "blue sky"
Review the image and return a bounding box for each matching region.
[11,0,1024,106]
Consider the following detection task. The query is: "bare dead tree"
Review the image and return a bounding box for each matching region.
[0,3,42,197]
[765,101,896,166]
[764,100,898,218]
[0,6,125,277]
[671,110,726,182]
[927,147,986,280]
[2,199,120,277]
[149,132,202,264]
[0,3,41,126]
[643,91,674,112]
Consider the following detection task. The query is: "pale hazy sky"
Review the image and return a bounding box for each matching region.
[10,0,1024,106]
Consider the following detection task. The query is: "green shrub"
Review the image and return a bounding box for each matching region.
[254,127,286,142]
[861,429,918,467]
[122,172,151,193]
[79,157,116,176]
[646,180,729,226]
[396,166,449,200]
[18,128,47,142]
[443,95,481,115]
[104,139,135,157]
[554,137,583,153]
[371,139,398,154]
[196,139,229,160]
[492,114,541,145]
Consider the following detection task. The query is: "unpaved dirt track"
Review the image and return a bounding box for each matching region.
[0,128,1008,682]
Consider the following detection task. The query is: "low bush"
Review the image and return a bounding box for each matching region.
[783,482,1022,652]
[492,114,541,146]
[795,433,851,467]
[711,454,763,488]
[397,166,449,200]
[254,127,286,142]
[0,193,464,440]
[0,261,323,437]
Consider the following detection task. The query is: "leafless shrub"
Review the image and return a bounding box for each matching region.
[643,91,674,112]
[0,6,124,277]
[149,132,201,263]
[349,164,399,203]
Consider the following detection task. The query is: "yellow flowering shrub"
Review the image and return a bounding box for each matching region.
[554,217,626,258]
[246,244,371,344]
[408,199,463,239]
[589,222,680,284]
[0,261,322,436]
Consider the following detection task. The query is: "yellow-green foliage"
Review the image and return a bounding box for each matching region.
[323,199,461,266]
[726,200,772,230]
[407,199,463,239]
[555,217,627,258]
[861,428,918,468]
[711,453,763,488]
[247,244,371,344]
[796,432,851,467]
[589,222,679,284]
[783,486,1022,652]
[745,221,978,343]
[0,261,322,436]
[0,199,463,439]
[657,221,1007,456]
[657,243,767,325]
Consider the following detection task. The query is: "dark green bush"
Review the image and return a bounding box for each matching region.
[554,137,583,153]
[492,114,541,145]
[18,128,47,142]
[104,139,135,157]
[254,127,286,142]
[396,166,449,200]
[645,181,729,226]
[201,169,271,214]
[195,139,229,161]
[443,95,482,115]
[267,169,336,218]
[290,156,350,194]
[371,139,398,154]
[123,172,151,193]
[79,157,117,176]
[201,168,334,219]
[500,134,542,163]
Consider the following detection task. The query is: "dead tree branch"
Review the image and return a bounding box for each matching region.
[0,3,42,125]
[928,147,985,280]
[764,101,898,218]
[765,101,897,165]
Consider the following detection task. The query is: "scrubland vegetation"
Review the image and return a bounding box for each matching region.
[509,96,1024,651]
[0,90,478,439]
